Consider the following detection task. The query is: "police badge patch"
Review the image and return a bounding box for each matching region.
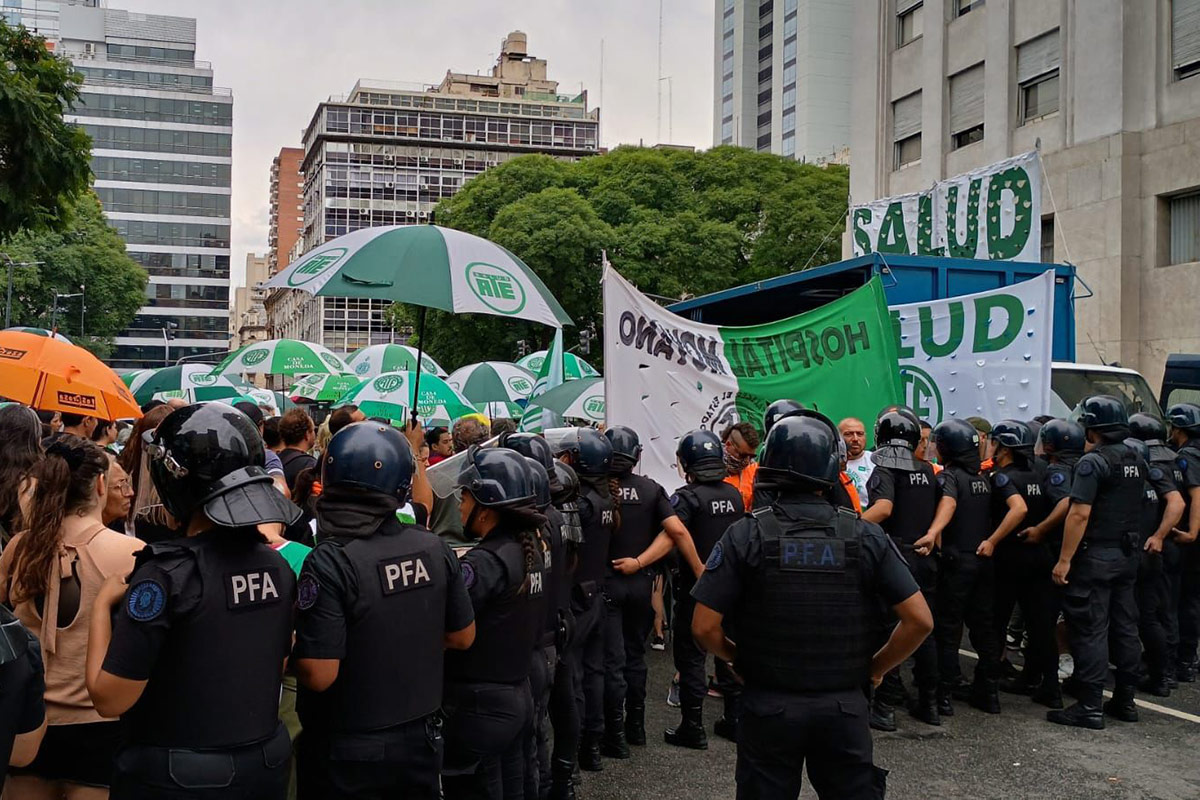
[706,542,724,570]
[1049,472,1066,486]
[127,579,166,622]
[1076,460,1095,477]
[461,561,477,590]
[297,574,319,611]
[1151,467,1165,481]
[993,472,1011,488]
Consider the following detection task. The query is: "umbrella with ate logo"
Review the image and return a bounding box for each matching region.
[210,339,351,377]
[127,364,251,405]
[526,377,606,425]
[446,361,536,408]
[333,370,476,423]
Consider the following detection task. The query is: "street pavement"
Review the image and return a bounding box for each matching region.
[579,646,1200,800]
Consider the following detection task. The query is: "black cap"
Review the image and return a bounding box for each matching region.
[763,399,805,434]
[1077,395,1129,432]
[757,413,840,489]
[322,421,414,498]
[676,429,726,482]
[604,425,642,472]
[456,446,538,509]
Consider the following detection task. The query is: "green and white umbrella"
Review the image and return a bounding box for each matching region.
[345,343,447,379]
[211,339,350,377]
[119,368,151,388]
[517,350,599,380]
[528,378,605,424]
[334,371,476,424]
[475,400,525,420]
[127,364,249,405]
[447,361,536,407]
[3,326,71,343]
[288,373,360,403]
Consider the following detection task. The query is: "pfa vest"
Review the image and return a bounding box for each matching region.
[574,483,616,585]
[675,481,743,582]
[542,506,570,644]
[942,465,992,553]
[1083,444,1146,546]
[878,464,937,545]
[609,473,668,560]
[734,505,875,693]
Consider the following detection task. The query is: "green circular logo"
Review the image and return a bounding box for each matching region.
[188,372,217,386]
[900,365,943,424]
[320,352,344,370]
[287,248,348,288]
[421,357,438,373]
[525,356,544,373]
[242,348,269,367]
[373,375,404,394]
[465,262,527,316]
[507,375,532,395]
[582,395,605,421]
[355,361,371,375]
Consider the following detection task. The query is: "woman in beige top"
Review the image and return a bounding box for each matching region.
[0,435,143,799]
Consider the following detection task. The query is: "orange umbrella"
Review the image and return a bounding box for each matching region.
[0,330,141,420]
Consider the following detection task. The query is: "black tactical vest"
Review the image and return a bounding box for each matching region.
[1084,444,1146,546]
[325,517,448,731]
[446,530,546,684]
[542,506,569,644]
[609,473,667,560]
[122,532,295,748]
[733,505,874,692]
[942,465,992,553]
[674,481,743,587]
[574,482,616,585]
[878,464,937,545]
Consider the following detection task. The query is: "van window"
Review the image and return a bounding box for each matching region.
[1050,368,1163,421]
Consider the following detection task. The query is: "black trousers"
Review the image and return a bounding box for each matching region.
[1062,546,1141,702]
[527,645,556,800]
[735,687,886,800]
[673,587,707,713]
[321,717,442,800]
[993,541,1059,684]
[1163,539,1183,660]
[111,723,290,800]
[1179,543,1200,664]
[442,680,534,800]
[549,642,580,770]
[1136,548,1173,679]
[935,550,1001,685]
[569,584,606,735]
[603,570,655,716]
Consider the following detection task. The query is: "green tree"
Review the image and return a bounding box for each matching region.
[0,21,93,238]
[389,145,850,371]
[5,193,147,358]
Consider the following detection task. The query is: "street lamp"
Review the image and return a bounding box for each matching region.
[162,321,178,367]
[50,290,82,333]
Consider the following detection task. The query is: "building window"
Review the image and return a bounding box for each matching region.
[955,0,985,17]
[756,133,771,150]
[897,0,923,48]
[782,133,796,157]
[1173,0,1200,79]
[949,64,984,149]
[1041,216,1055,263]
[1017,30,1060,123]
[892,91,922,169]
[1169,191,1200,265]
[721,119,733,143]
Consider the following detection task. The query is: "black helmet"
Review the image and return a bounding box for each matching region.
[932,418,981,466]
[872,408,921,471]
[757,413,840,489]
[604,425,642,472]
[1077,395,1129,432]
[990,419,1036,454]
[525,457,552,511]
[551,460,579,506]
[1129,413,1177,463]
[456,446,537,509]
[500,431,559,494]
[1038,418,1085,457]
[1167,402,1200,434]
[322,421,414,498]
[676,429,726,482]
[763,399,805,434]
[1124,437,1150,463]
[557,428,612,477]
[148,402,300,528]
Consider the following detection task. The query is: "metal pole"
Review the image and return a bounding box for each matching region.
[162,327,170,368]
[4,255,12,329]
[79,283,85,336]
[409,306,428,429]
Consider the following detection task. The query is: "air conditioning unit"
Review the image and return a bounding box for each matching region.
[83,42,96,56]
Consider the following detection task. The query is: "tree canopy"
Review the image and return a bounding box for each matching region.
[4,192,147,358]
[389,146,849,369]
[0,21,93,239]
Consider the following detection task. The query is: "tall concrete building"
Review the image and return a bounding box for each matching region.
[231,253,269,349]
[15,1,234,370]
[848,0,1200,386]
[268,147,304,275]
[266,31,600,353]
[713,0,853,162]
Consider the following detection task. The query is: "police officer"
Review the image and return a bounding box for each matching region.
[87,402,300,799]
[986,420,1061,709]
[1124,431,1183,697]
[690,414,933,800]
[0,606,45,794]
[603,425,698,756]
[659,430,744,749]
[923,417,1019,716]
[862,407,941,727]
[442,447,548,799]
[546,459,583,800]
[761,400,861,513]
[553,429,616,773]
[1166,402,1200,683]
[1048,395,1146,729]
[291,422,476,799]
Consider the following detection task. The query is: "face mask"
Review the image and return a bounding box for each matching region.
[724,449,752,475]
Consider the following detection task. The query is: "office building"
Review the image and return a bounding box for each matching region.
[714,0,854,162]
[231,253,269,350]
[265,30,601,352]
[269,147,304,275]
[23,1,235,370]
[848,0,1200,386]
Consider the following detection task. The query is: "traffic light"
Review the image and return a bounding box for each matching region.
[516,339,529,358]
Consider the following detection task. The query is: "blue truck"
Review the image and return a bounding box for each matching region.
[667,253,1165,421]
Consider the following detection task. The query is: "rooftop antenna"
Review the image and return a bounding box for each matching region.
[656,0,664,143]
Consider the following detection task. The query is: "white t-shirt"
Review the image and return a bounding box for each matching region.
[845,451,874,510]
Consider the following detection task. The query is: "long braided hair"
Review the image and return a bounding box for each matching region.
[500,506,548,594]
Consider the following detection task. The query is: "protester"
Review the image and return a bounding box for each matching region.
[430,417,491,540]
[326,405,364,437]
[720,422,758,510]
[90,420,117,451]
[0,405,43,544]
[235,401,288,493]
[839,417,874,510]
[279,409,319,492]
[426,426,453,465]
[117,404,176,544]
[58,413,97,441]
[101,454,135,532]
[491,417,518,437]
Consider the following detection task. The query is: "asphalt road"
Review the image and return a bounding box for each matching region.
[578,647,1200,800]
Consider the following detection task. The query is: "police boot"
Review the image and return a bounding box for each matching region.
[946,676,972,701]
[1046,699,1105,730]
[999,670,1038,696]
[712,715,738,742]
[600,714,630,759]
[967,677,1001,715]
[1164,662,1179,690]
[1102,684,1139,722]
[1138,673,1171,698]
[936,687,955,717]
[578,732,604,772]
[1177,657,1198,683]
[625,704,646,746]
[548,758,577,800]
[869,695,897,732]
[664,707,708,750]
[1030,676,1064,709]
[909,688,941,726]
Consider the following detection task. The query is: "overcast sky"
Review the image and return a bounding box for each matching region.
[113,0,716,288]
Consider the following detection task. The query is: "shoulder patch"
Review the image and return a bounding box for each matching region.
[127,579,166,622]
[993,472,1011,488]
[1178,457,1189,472]
[670,493,681,507]
[1076,460,1095,477]
[296,574,319,611]
[706,541,724,570]
[1150,467,1165,481]
[1050,471,1066,486]
[461,560,477,590]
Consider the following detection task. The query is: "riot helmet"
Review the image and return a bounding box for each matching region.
[525,457,552,511]
[757,413,841,490]
[550,460,580,506]
[1076,395,1129,433]
[605,425,642,473]
[1038,418,1085,458]
[990,419,1036,456]
[500,431,559,494]
[147,402,300,529]
[1166,402,1200,435]
[554,427,612,477]
[932,418,982,469]
[1124,437,1150,463]
[322,421,414,498]
[1128,413,1176,463]
[456,446,538,509]
[872,408,921,471]
[762,399,805,434]
[676,429,726,482]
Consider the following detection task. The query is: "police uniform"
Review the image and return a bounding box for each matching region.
[0,606,45,795]
[529,502,567,798]
[668,479,744,741]
[546,462,583,799]
[692,496,916,799]
[1135,459,1181,693]
[1175,438,1200,681]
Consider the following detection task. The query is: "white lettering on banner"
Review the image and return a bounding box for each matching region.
[850,152,1042,262]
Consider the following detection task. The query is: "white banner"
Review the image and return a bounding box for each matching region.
[851,152,1043,262]
[892,270,1055,425]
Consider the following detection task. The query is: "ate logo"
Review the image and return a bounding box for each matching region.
[286,248,348,288]
[900,365,943,424]
[242,348,269,367]
[373,375,404,393]
[507,376,532,394]
[189,372,217,386]
[355,361,370,375]
[320,352,344,370]
[465,262,526,315]
[583,396,605,421]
